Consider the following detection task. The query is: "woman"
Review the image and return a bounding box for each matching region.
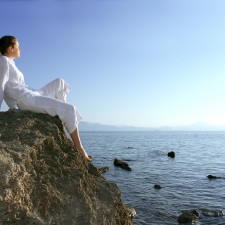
[0,35,92,161]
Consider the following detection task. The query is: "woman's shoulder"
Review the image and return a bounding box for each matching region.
[0,55,9,64]
[0,56,15,67]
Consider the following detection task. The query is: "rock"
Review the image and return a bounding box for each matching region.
[153,184,163,189]
[178,209,224,224]
[200,208,224,217]
[98,166,110,174]
[207,175,224,179]
[178,211,199,224]
[0,111,132,225]
[167,151,175,158]
[114,158,132,171]
[191,209,201,217]
[127,208,136,219]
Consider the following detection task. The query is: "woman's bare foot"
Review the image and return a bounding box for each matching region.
[86,155,93,161]
[78,147,92,162]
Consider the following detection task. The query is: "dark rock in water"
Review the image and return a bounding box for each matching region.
[0,111,132,225]
[99,166,110,174]
[178,211,199,224]
[207,174,224,179]
[191,209,201,217]
[178,208,224,224]
[167,151,175,158]
[154,184,163,189]
[114,158,132,171]
[200,208,224,217]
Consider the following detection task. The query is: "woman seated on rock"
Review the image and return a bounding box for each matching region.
[0,35,92,161]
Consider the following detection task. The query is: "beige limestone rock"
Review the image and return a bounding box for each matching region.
[0,110,132,225]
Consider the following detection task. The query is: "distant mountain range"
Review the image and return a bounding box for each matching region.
[79,121,225,131]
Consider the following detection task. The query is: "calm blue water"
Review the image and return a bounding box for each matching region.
[80,131,225,225]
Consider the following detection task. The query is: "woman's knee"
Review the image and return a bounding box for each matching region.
[54,78,65,86]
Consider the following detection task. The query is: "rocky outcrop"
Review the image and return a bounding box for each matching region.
[0,110,132,225]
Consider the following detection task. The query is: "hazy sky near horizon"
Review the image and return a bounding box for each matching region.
[1,0,225,127]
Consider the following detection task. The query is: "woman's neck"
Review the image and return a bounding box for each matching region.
[3,53,15,59]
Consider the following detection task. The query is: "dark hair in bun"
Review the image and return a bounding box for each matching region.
[0,36,17,55]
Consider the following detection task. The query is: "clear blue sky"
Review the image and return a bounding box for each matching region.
[1,0,225,127]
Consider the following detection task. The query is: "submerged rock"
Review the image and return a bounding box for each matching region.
[0,111,132,225]
[98,166,110,174]
[207,174,224,179]
[178,211,199,224]
[200,208,224,217]
[153,184,163,189]
[178,208,224,224]
[114,158,132,171]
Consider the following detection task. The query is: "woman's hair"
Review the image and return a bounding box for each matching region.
[0,36,17,55]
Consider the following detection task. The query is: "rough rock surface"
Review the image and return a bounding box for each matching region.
[177,211,199,224]
[0,110,132,225]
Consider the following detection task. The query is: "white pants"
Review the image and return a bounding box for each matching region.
[17,78,82,134]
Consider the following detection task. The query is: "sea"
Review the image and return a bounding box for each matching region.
[80,131,225,225]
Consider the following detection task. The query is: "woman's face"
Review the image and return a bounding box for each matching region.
[8,40,21,59]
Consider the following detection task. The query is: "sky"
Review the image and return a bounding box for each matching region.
[1,0,225,127]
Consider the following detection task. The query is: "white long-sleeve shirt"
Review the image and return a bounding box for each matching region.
[0,55,26,109]
[0,55,82,133]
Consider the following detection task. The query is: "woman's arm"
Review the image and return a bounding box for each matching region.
[0,57,9,110]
